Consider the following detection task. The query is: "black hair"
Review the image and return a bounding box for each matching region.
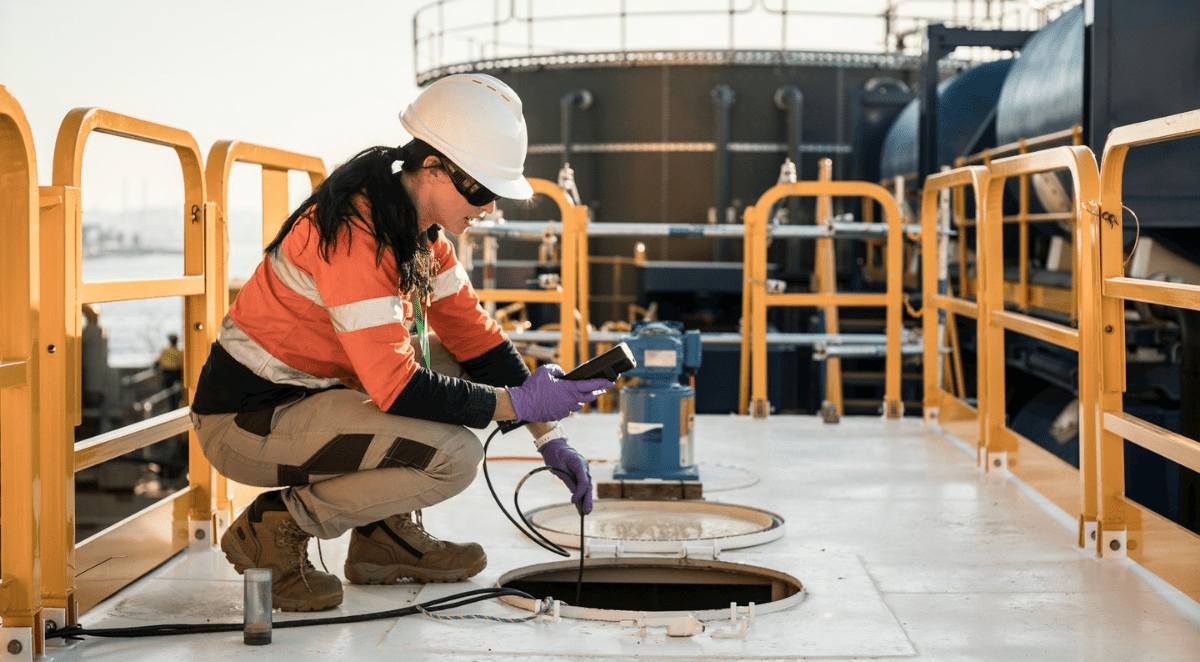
[265,139,446,298]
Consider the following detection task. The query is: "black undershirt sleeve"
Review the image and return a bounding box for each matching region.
[386,367,497,428]
[459,338,531,388]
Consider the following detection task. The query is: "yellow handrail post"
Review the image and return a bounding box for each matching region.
[748,199,770,418]
[815,159,843,420]
[186,198,220,549]
[38,183,81,631]
[576,207,591,365]
[0,84,47,658]
[883,178,905,418]
[920,182,942,422]
[1017,139,1030,312]
[738,203,756,416]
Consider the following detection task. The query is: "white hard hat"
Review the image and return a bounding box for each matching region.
[400,73,533,200]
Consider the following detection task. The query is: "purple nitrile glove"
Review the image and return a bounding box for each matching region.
[538,438,593,515]
[507,364,614,423]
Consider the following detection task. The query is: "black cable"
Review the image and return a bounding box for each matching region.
[512,466,573,555]
[577,511,585,608]
[487,427,588,606]
[481,427,571,556]
[45,587,536,640]
[51,425,589,641]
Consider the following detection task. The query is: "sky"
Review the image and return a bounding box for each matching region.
[0,0,423,212]
[0,1,1060,214]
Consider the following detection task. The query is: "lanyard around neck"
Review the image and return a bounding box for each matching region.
[412,291,430,369]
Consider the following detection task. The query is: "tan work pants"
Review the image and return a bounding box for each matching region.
[190,337,484,539]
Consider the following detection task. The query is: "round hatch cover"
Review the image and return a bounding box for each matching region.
[526,499,785,553]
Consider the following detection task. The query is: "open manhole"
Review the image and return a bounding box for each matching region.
[497,557,805,621]
[525,499,785,553]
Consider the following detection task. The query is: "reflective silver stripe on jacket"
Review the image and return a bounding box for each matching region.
[271,247,405,334]
[431,262,471,303]
[217,317,343,389]
[328,296,406,334]
[269,249,324,306]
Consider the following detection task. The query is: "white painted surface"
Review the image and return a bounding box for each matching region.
[45,415,1200,661]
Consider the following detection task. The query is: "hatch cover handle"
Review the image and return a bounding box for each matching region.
[683,541,719,559]
[585,540,722,559]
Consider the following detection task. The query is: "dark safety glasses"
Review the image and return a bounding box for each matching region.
[440,159,501,207]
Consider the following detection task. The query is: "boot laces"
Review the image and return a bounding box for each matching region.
[396,510,444,551]
[276,518,317,592]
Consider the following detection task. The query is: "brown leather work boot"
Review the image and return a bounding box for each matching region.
[344,511,486,584]
[221,490,343,612]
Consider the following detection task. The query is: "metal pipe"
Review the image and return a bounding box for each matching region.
[710,85,736,225]
[560,89,593,170]
[467,219,927,240]
[774,85,803,175]
[507,330,915,346]
[816,343,925,359]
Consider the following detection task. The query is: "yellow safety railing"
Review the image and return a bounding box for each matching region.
[51,108,221,613]
[741,178,905,418]
[208,140,326,255]
[979,146,1102,546]
[470,178,587,370]
[0,85,47,658]
[955,126,1084,317]
[920,166,990,454]
[1095,109,1200,599]
[206,140,326,518]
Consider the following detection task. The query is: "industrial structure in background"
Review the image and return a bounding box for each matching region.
[420,0,1200,533]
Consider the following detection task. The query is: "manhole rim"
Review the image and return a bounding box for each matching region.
[496,556,807,622]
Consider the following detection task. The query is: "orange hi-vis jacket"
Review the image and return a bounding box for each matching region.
[191,198,529,428]
[158,346,183,371]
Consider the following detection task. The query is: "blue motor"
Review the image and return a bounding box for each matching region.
[614,321,703,481]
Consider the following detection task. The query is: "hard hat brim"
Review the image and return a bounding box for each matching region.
[483,173,534,201]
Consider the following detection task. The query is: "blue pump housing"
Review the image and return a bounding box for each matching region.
[614,321,702,481]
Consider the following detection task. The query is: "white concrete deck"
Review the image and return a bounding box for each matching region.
[44,414,1200,661]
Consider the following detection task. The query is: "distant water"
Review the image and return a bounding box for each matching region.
[83,241,264,368]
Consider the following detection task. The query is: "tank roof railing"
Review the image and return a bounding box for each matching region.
[413,0,1076,84]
